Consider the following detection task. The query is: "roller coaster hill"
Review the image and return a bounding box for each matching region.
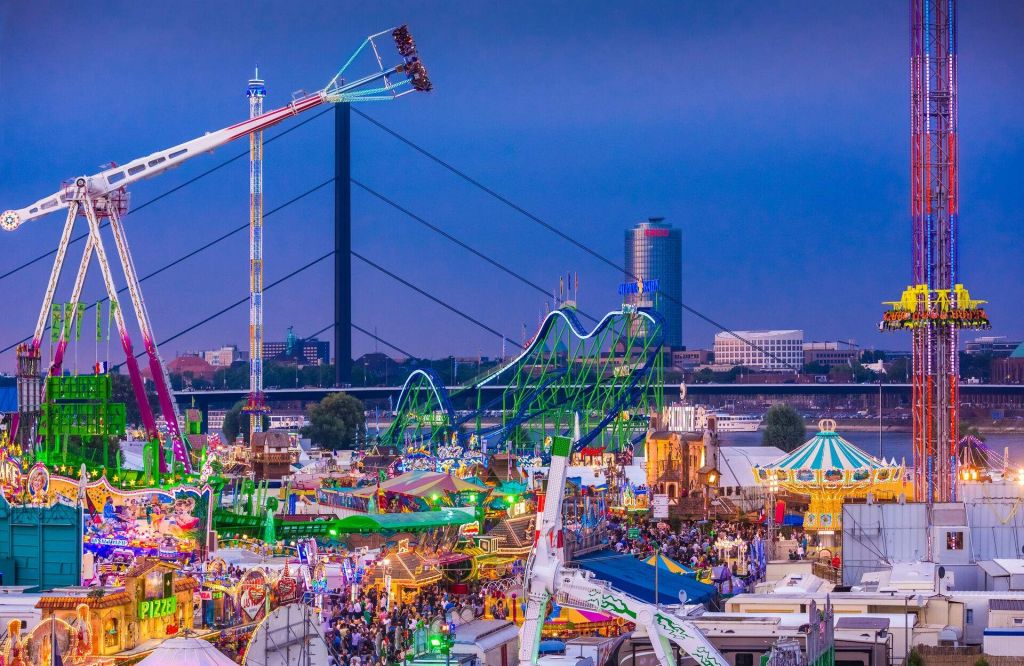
[214,304,666,542]
[380,303,666,457]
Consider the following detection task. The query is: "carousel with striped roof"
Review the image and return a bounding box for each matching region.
[754,419,907,539]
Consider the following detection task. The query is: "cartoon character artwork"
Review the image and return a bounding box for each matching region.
[26,463,49,503]
[50,477,212,564]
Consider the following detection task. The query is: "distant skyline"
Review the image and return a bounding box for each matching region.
[1,1,1022,372]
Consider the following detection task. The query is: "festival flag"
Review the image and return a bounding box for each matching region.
[62,303,73,340]
[75,303,85,340]
[96,301,103,341]
[51,304,61,342]
[108,300,118,339]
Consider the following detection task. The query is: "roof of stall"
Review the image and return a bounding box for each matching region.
[350,470,488,498]
[761,421,892,472]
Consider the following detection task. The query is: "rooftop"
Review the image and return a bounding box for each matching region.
[715,330,804,340]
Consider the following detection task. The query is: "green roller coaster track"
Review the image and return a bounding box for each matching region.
[380,305,664,454]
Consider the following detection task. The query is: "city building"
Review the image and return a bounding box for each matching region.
[208,409,307,434]
[624,217,682,347]
[991,343,1024,384]
[201,344,241,367]
[263,327,330,365]
[966,336,1022,357]
[802,341,859,369]
[713,330,804,372]
[152,354,216,382]
[672,349,711,369]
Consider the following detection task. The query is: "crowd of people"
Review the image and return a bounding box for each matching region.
[318,580,486,666]
[606,516,816,583]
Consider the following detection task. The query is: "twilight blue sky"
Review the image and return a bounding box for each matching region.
[1,1,1022,370]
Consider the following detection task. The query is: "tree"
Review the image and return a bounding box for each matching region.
[302,393,367,450]
[110,372,159,428]
[221,400,270,444]
[802,361,830,375]
[887,357,909,383]
[762,403,806,452]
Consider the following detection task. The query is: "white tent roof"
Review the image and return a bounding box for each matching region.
[136,637,237,666]
[719,446,788,488]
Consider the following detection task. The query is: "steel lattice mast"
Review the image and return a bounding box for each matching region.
[244,70,270,437]
[882,0,989,505]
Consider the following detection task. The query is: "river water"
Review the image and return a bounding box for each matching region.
[718,429,1024,466]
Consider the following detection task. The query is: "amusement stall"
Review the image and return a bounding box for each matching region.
[754,419,907,549]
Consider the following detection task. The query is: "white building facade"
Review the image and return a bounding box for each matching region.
[713,329,804,372]
[202,345,241,367]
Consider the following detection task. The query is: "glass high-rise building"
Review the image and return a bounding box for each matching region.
[624,217,682,347]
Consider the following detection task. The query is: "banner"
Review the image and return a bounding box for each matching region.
[51,304,61,342]
[62,303,73,340]
[76,302,85,341]
[96,301,103,341]
[108,300,118,339]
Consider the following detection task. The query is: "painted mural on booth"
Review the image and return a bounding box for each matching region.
[48,477,212,563]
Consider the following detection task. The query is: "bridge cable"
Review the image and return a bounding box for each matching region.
[107,247,522,370]
[353,108,800,371]
[352,250,524,349]
[352,179,598,324]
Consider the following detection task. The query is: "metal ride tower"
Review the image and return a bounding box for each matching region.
[881,0,989,504]
[1,26,431,471]
[244,70,271,437]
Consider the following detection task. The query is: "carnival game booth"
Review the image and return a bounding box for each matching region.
[543,606,621,639]
[364,551,442,604]
[472,514,534,580]
[753,419,906,549]
[350,470,490,513]
[35,558,198,658]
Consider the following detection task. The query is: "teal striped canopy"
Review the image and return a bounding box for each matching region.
[767,427,890,472]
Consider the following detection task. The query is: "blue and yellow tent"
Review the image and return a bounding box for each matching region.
[643,553,695,575]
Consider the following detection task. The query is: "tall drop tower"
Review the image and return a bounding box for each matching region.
[244,69,270,437]
[881,0,989,504]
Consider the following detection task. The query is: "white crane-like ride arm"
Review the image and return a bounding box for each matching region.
[0,26,431,231]
[518,414,728,666]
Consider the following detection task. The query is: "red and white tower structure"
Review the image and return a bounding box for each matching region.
[882,0,990,505]
[244,69,270,437]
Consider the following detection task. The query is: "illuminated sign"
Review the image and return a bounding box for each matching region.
[139,596,177,620]
[881,283,991,331]
[644,228,671,237]
[618,279,659,296]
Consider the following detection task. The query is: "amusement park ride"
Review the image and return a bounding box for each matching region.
[879,0,991,505]
[518,415,729,666]
[2,27,431,473]
[384,305,666,455]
